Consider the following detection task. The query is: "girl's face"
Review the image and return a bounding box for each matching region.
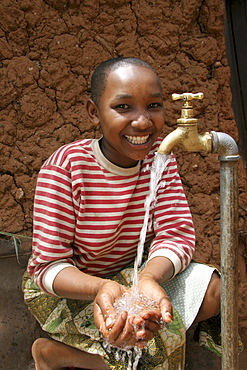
[87,65,165,168]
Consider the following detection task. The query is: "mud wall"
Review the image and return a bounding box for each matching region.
[0,0,246,325]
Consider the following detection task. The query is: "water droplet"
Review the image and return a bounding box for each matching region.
[144,164,150,172]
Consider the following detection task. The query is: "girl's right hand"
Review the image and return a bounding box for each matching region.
[94,280,135,348]
[94,281,156,349]
[94,280,126,330]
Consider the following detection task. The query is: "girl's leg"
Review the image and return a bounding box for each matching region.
[32,338,110,370]
[194,272,221,323]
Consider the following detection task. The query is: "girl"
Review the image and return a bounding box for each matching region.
[23,57,220,370]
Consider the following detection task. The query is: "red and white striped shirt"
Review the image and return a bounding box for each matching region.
[28,138,195,295]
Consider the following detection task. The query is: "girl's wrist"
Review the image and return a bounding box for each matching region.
[139,256,175,284]
[138,272,157,283]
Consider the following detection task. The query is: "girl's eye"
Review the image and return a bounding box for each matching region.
[115,104,129,109]
[149,102,161,108]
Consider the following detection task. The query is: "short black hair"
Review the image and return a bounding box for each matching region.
[90,57,160,107]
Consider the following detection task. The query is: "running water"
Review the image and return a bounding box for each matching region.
[107,152,171,370]
[132,152,171,292]
[115,152,171,309]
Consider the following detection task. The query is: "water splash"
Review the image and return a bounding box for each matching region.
[103,342,142,370]
[114,291,159,317]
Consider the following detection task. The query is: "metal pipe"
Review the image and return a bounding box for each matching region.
[211,132,240,370]
[211,131,239,157]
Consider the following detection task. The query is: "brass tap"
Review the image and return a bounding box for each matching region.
[158,92,212,155]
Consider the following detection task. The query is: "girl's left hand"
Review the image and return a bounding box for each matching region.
[137,276,173,326]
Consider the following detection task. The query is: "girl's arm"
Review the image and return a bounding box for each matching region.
[53,266,110,300]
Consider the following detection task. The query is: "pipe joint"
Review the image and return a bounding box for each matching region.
[211,131,239,160]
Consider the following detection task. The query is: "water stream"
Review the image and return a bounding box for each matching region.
[105,153,172,369]
[132,152,171,292]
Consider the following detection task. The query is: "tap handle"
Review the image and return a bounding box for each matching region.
[172,92,204,102]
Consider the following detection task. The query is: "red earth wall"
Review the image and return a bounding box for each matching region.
[0,0,246,326]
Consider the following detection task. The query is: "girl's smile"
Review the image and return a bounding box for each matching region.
[125,134,150,145]
[87,64,165,168]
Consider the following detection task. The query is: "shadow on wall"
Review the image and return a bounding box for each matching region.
[224,0,247,170]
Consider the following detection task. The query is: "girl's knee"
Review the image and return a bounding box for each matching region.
[203,272,221,316]
[32,338,54,370]
[209,272,221,303]
[194,272,221,323]
[32,338,49,357]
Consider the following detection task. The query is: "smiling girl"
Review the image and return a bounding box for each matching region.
[23,57,220,370]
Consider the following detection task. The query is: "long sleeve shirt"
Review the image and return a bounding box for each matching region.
[28,138,195,295]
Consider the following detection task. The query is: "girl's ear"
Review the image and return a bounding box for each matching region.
[87,99,100,126]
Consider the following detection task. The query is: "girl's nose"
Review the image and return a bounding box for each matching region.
[131,114,152,129]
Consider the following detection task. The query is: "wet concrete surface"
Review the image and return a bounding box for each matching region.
[0,241,246,369]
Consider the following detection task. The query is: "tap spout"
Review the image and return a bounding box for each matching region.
[157,126,185,155]
[157,124,212,155]
[158,92,212,155]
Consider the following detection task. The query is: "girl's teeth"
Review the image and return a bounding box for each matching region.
[125,135,149,144]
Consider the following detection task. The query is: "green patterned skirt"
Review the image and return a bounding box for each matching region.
[22,263,217,370]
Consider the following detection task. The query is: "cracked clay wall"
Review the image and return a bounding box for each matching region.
[0,0,247,326]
